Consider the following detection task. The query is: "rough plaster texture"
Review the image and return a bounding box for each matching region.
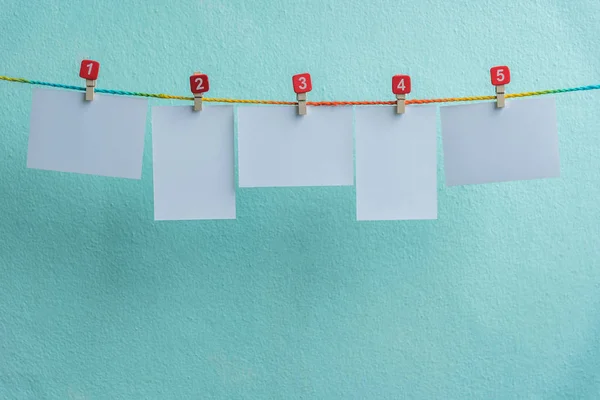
[1,0,600,398]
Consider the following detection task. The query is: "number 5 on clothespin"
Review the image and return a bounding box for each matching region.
[490,66,510,108]
[79,60,100,101]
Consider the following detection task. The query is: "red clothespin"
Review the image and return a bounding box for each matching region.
[292,73,312,115]
[490,66,510,108]
[189,72,209,111]
[392,74,411,114]
[79,60,100,101]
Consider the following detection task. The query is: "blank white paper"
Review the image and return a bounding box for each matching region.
[237,106,354,187]
[152,105,235,221]
[440,97,560,186]
[27,87,147,179]
[355,106,438,221]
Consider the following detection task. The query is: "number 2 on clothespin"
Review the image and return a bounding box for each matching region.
[189,72,209,112]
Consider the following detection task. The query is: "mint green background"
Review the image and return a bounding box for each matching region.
[1,0,600,398]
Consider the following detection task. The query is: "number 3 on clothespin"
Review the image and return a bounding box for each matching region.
[292,73,312,116]
[490,66,510,108]
[79,60,100,101]
[189,72,209,112]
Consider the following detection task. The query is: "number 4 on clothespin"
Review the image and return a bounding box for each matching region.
[490,66,510,108]
[79,60,100,101]
[392,74,411,114]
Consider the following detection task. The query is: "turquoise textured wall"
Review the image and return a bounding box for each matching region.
[1,0,600,398]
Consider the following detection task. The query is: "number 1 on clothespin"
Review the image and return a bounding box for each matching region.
[190,72,209,111]
[79,60,100,101]
[292,73,312,116]
[490,66,510,108]
[392,74,411,114]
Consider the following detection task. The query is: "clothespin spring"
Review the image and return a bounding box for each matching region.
[85,79,95,101]
[395,94,406,114]
[297,93,307,116]
[495,85,505,108]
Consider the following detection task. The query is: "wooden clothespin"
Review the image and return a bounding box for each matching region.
[490,66,510,108]
[189,72,209,111]
[392,74,411,114]
[292,73,312,115]
[79,60,100,101]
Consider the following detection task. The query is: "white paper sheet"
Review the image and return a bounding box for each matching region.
[27,87,147,179]
[151,105,236,221]
[355,106,438,221]
[440,97,560,186]
[237,106,354,187]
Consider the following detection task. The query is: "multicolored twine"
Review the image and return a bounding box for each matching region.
[1,74,599,106]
